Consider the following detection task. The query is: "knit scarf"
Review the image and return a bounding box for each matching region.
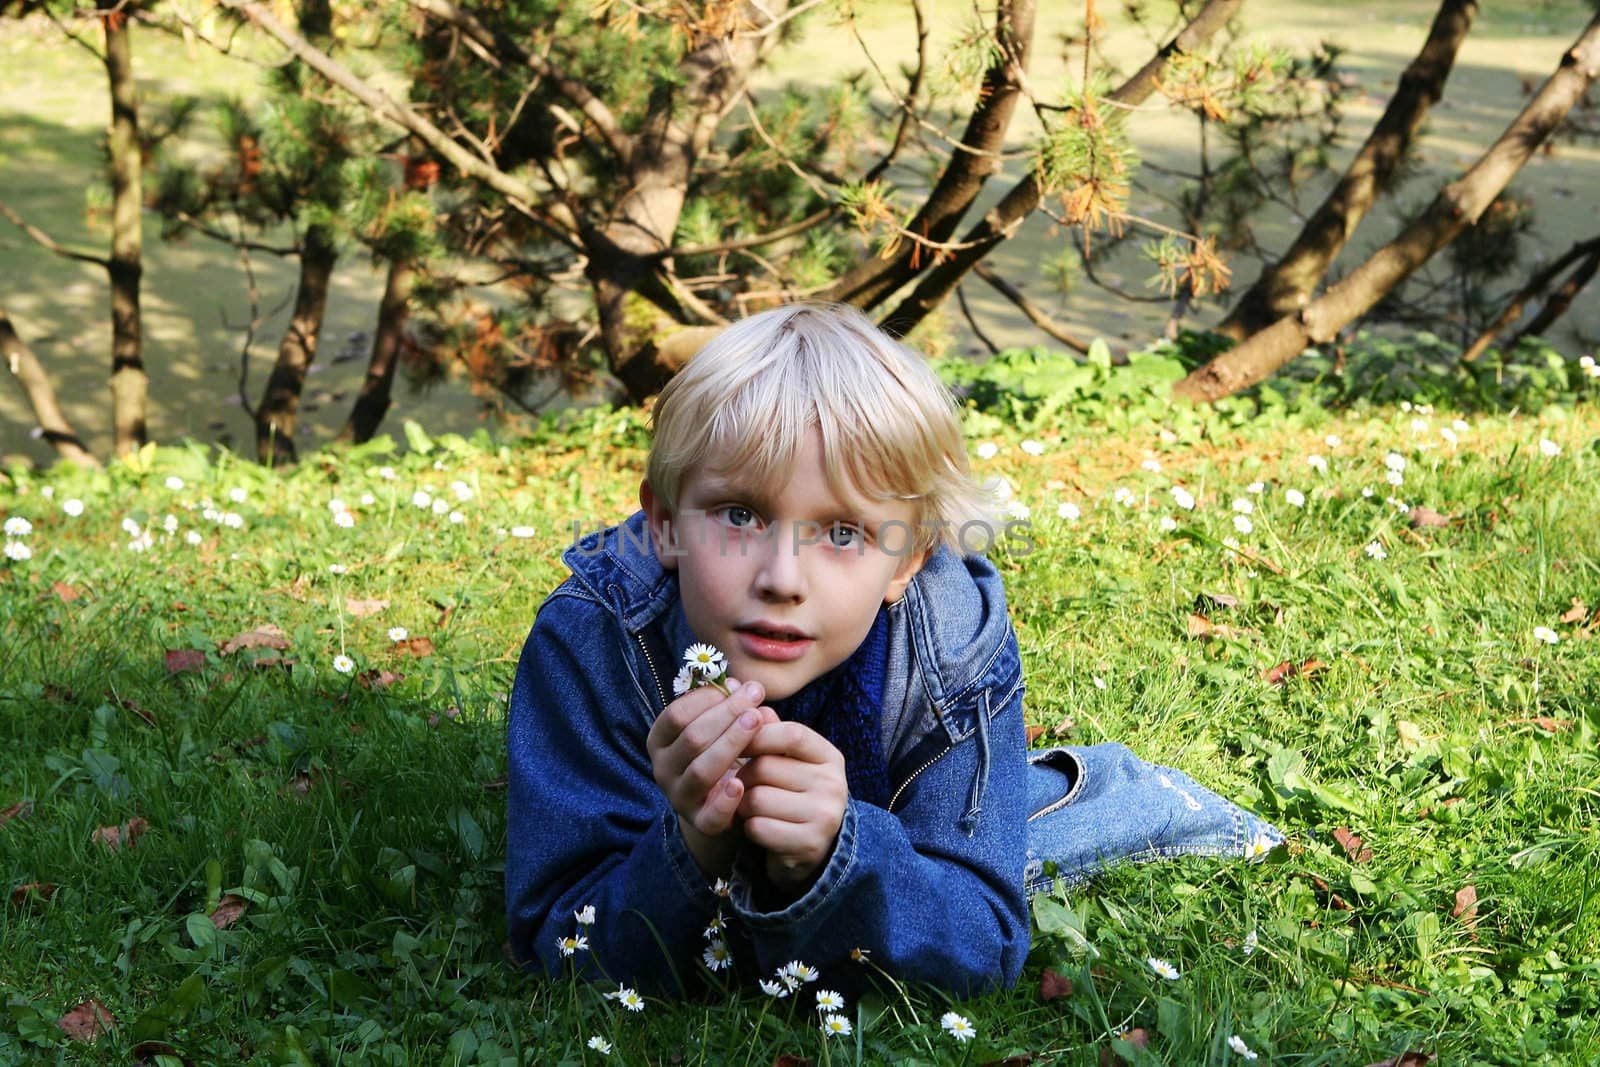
[769,607,892,808]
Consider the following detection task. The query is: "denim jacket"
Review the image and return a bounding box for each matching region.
[506,510,1030,995]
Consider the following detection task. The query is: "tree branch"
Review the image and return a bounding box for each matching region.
[0,198,110,268]
[407,0,632,163]
[972,263,1091,353]
[1463,233,1600,361]
[668,206,835,258]
[220,0,582,251]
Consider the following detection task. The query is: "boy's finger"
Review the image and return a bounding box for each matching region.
[689,773,744,837]
[648,684,732,750]
[675,700,764,795]
[737,754,825,792]
[741,721,839,763]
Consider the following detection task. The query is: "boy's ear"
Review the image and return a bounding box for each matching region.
[638,478,678,571]
[883,546,932,605]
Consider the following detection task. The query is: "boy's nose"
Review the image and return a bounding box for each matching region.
[752,524,806,602]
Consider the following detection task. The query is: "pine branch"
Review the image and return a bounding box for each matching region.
[972,263,1092,353]
[0,198,109,268]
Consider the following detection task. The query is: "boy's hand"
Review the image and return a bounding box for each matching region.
[736,722,848,892]
[646,678,776,876]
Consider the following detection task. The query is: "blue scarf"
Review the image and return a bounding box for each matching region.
[769,607,892,808]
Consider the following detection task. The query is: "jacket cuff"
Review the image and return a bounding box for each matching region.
[726,799,859,929]
[659,807,730,911]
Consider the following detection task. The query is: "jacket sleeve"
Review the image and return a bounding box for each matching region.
[505,591,722,992]
[725,670,1031,996]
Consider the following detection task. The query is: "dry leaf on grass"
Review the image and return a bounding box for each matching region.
[1099,1028,1149,1066]
[1363,1053,1433,1067]
[164,649,206,674]
[10,882,58,905]
[345,597,389,618]
[50,580,81,601]
[1025,724,1048,745]
[92,817,149,852]
[1558,597,1588,624]
[209,893,250,930]
[1263,658,1330,685]
[1452,884,1478,924]
[1039,967,1073,1001]
[1,800,34,827]
[400,636,435,658]
[219,624,291,654]
[56,998,117,1042]
[1407,506,1452,528]
[1332,826,1374,864]
[358,669,404,690]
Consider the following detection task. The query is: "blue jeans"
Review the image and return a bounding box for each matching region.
[1023,743,1284,895]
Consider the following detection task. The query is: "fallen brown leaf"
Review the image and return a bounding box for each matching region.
[1407,506,1451,528]
[10,882,58,905]
[209,893,250,930]
[1,800,34,827]
[402,636,435,658]
[1362,1053,1433,1067]
[1039,967,1073,1001]
[50,580,81,602]
[1099,1028,1150,1066]
[1264,658,1330,686]
[358,669,404,690]
[92,817,149,852]
[1025,724,1048,746]
[57,998,117,1042]
[1332,826,1374,864]
[1559,598,1589,625]
[345,597,389,618]
[164,649,206,674]
[219,624,291,655]
[1452,884,1478,924]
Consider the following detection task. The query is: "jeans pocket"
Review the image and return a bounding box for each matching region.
[1023,743,1284,896]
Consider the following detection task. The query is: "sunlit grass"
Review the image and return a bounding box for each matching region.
[2,397,1598,1063]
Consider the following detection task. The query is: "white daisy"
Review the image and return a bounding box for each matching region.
[1285,489,1306,508]
[1232,498,1254,514]
[1453,419,1470,433]
[1307,455,1328,473]
[449,511,465,525]
[814,989,845,1012]
[1533,626,1559,645]
[759,979,789,998]
[1141,458,1162,473]
[1246,481,1264,494]
[3,542,31,562]
[1242,929,1259,956]
[451,480,474,501]
[940,1011,976,1042]
[1020,439,1045,456]
[1057,501,1081,521]
[63,498,84,517]
[1440,427,1457,446]
[1365,541,1387,560]
[329,563,347,574]
[412,490,433,508]
[1324,434,1342,447]
[388,627,409,642]
[229,487,248,503]
[702,940,732,971]
[379,466,397,480]
[328,498,347,513]
[185,531,203,546]
[820,1014,852,1037]
[334,511,355,529]
[587,1036,611,1055]
[1159,516,1178,532]
[672,665,695,697]
[1233,515,1254,535]
[1228,1035,1259,1060]
[556,934,588,957]
[782,961,820,984]
[683,644,725,675]
[4,517,33,537]
[1386,469,1404,487]
[1171,486,1196,510]
[1384,452,1406,472]
[1540,438,1561,457]
[1113,486,1136,507]
[975,441,998,460]
[510,526,536,539]
[1147,957,1180,980]
[332,654,355,674]
[575,905,596,925]
[616,988,644,1012]
[223,513,244,529]
[165,476,185,491]
[432,498,450,515]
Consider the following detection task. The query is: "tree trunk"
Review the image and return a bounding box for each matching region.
[1462,234,1600,361]
[879,0,1243,337]
[1216,0,1478,340]
[598,3,790,402]
[821,0,1036,313]
[0,305,100,468]
[101,0,147,456]
[1172,12,1600,404]
[255,224,337,465]
[338,258,414,444]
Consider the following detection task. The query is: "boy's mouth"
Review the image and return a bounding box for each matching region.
[736,622,811,642]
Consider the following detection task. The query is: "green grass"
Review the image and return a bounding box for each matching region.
[2,387,1600,1064]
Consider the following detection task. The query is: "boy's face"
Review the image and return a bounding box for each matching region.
[641,427,928,702]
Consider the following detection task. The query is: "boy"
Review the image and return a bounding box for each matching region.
[506,304,1280,995]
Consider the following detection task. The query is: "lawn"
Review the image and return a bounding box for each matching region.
[2,344,1600,1064]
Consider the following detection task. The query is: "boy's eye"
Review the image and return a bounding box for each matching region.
[721,506,757,528]
[827,523,864,548]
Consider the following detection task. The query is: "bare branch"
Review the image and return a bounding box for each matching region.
[669,207,834,258]
[0,198,110,268]
[972,263,1091,353]
[860,0,928,184]
[1463,234,1600,361]
[955,283,1001,355]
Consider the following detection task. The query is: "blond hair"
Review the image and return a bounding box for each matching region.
[646,303,998,556]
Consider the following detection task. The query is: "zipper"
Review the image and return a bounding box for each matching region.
[887,746,952,813]
[634,631,668,709]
